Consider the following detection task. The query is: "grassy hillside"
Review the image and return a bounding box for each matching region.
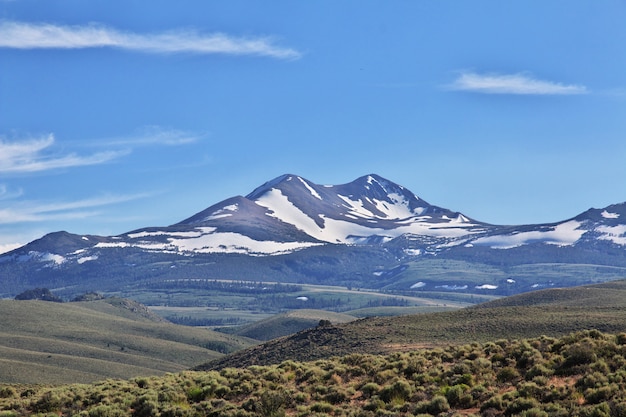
[0,298,254,384]
[201,279,626,370]
[2,330,626,416]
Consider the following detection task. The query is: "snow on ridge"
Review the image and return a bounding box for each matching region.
[338,195,379,219]
[256,188,325,237]
[77,255,98,264]
[41,252,66,265]
[339,192,427,220]
[596,224,626,245]
[373,192,419,219]
[168,231,322,256]
[471,220,586,249]
[601,210,620,219]
[100,226,322,256]
[205,203,239,220]
[127,230,204,239]
[297,176,322,200]
[255,188,481,243]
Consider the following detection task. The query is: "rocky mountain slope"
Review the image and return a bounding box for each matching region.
[1,174,625,298]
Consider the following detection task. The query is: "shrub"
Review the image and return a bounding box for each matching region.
[309,401,334,413]
[360,382,380,399]
[480,394,505,413]
[186,386,204,402]
[256,390,288,417]
[520,407,548,417]
[445,384,473,408]
[30,391,64,413]
[506,397,540,415]
[426,395,450,415]
[497,366,519,382]
[130,394,159,417]
[584,385,617,405]
[0,387,15,399]
[560,342,597,373]
[379,380,412,404]
[88,405,127,417]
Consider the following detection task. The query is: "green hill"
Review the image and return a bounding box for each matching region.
[200,279,626,370]
[3,330,626,417]
[0,298,254,384]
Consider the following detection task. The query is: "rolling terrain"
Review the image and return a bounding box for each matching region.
[199,279,626,371]
[1,276,626,416]
[0,298,254,384]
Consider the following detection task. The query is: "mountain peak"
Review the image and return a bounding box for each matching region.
[246,174,300,199]
[349,174,409,199]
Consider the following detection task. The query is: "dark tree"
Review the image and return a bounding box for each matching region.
[14,288,63,302]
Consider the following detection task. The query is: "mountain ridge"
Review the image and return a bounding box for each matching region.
[1,173,625,298]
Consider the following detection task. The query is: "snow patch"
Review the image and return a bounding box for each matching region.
[168,229,322,255]
[41,253,66,265]
[601,210,620,219]
[475,284,498,290]
[410,282,426,289]
[128,230,203,239]
[78,255,98,264]
[471,220,585,249]
[205,204,238,220]
[96,242,131,248]
[436,284,468,290]
[298,177,322,200]
[596,224,626,245]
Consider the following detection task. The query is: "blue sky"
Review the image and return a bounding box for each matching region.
[1,1,626,253]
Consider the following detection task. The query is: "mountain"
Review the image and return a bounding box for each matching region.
[1,174,625,299]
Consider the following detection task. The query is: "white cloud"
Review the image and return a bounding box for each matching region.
[0,192,152,225]
[0,184,23,200]
[0,134,127,173]
[103,126,206,147]
[448,71,588,95]
[0,20,301,59]
[0,243,22,255]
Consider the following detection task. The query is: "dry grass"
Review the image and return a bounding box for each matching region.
[0,298,254,384]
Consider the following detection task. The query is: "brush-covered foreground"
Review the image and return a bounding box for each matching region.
[1,330,626,416]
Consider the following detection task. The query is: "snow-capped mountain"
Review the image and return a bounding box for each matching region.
[1,174,625,298]
[176,173,484,249]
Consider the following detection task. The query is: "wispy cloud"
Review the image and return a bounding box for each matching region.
[0,184,23,200]
[103,126,206,147]
[0,134,127,174]
[0,20,301,59]
[447,71,588,95]
[0,192,153,225]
